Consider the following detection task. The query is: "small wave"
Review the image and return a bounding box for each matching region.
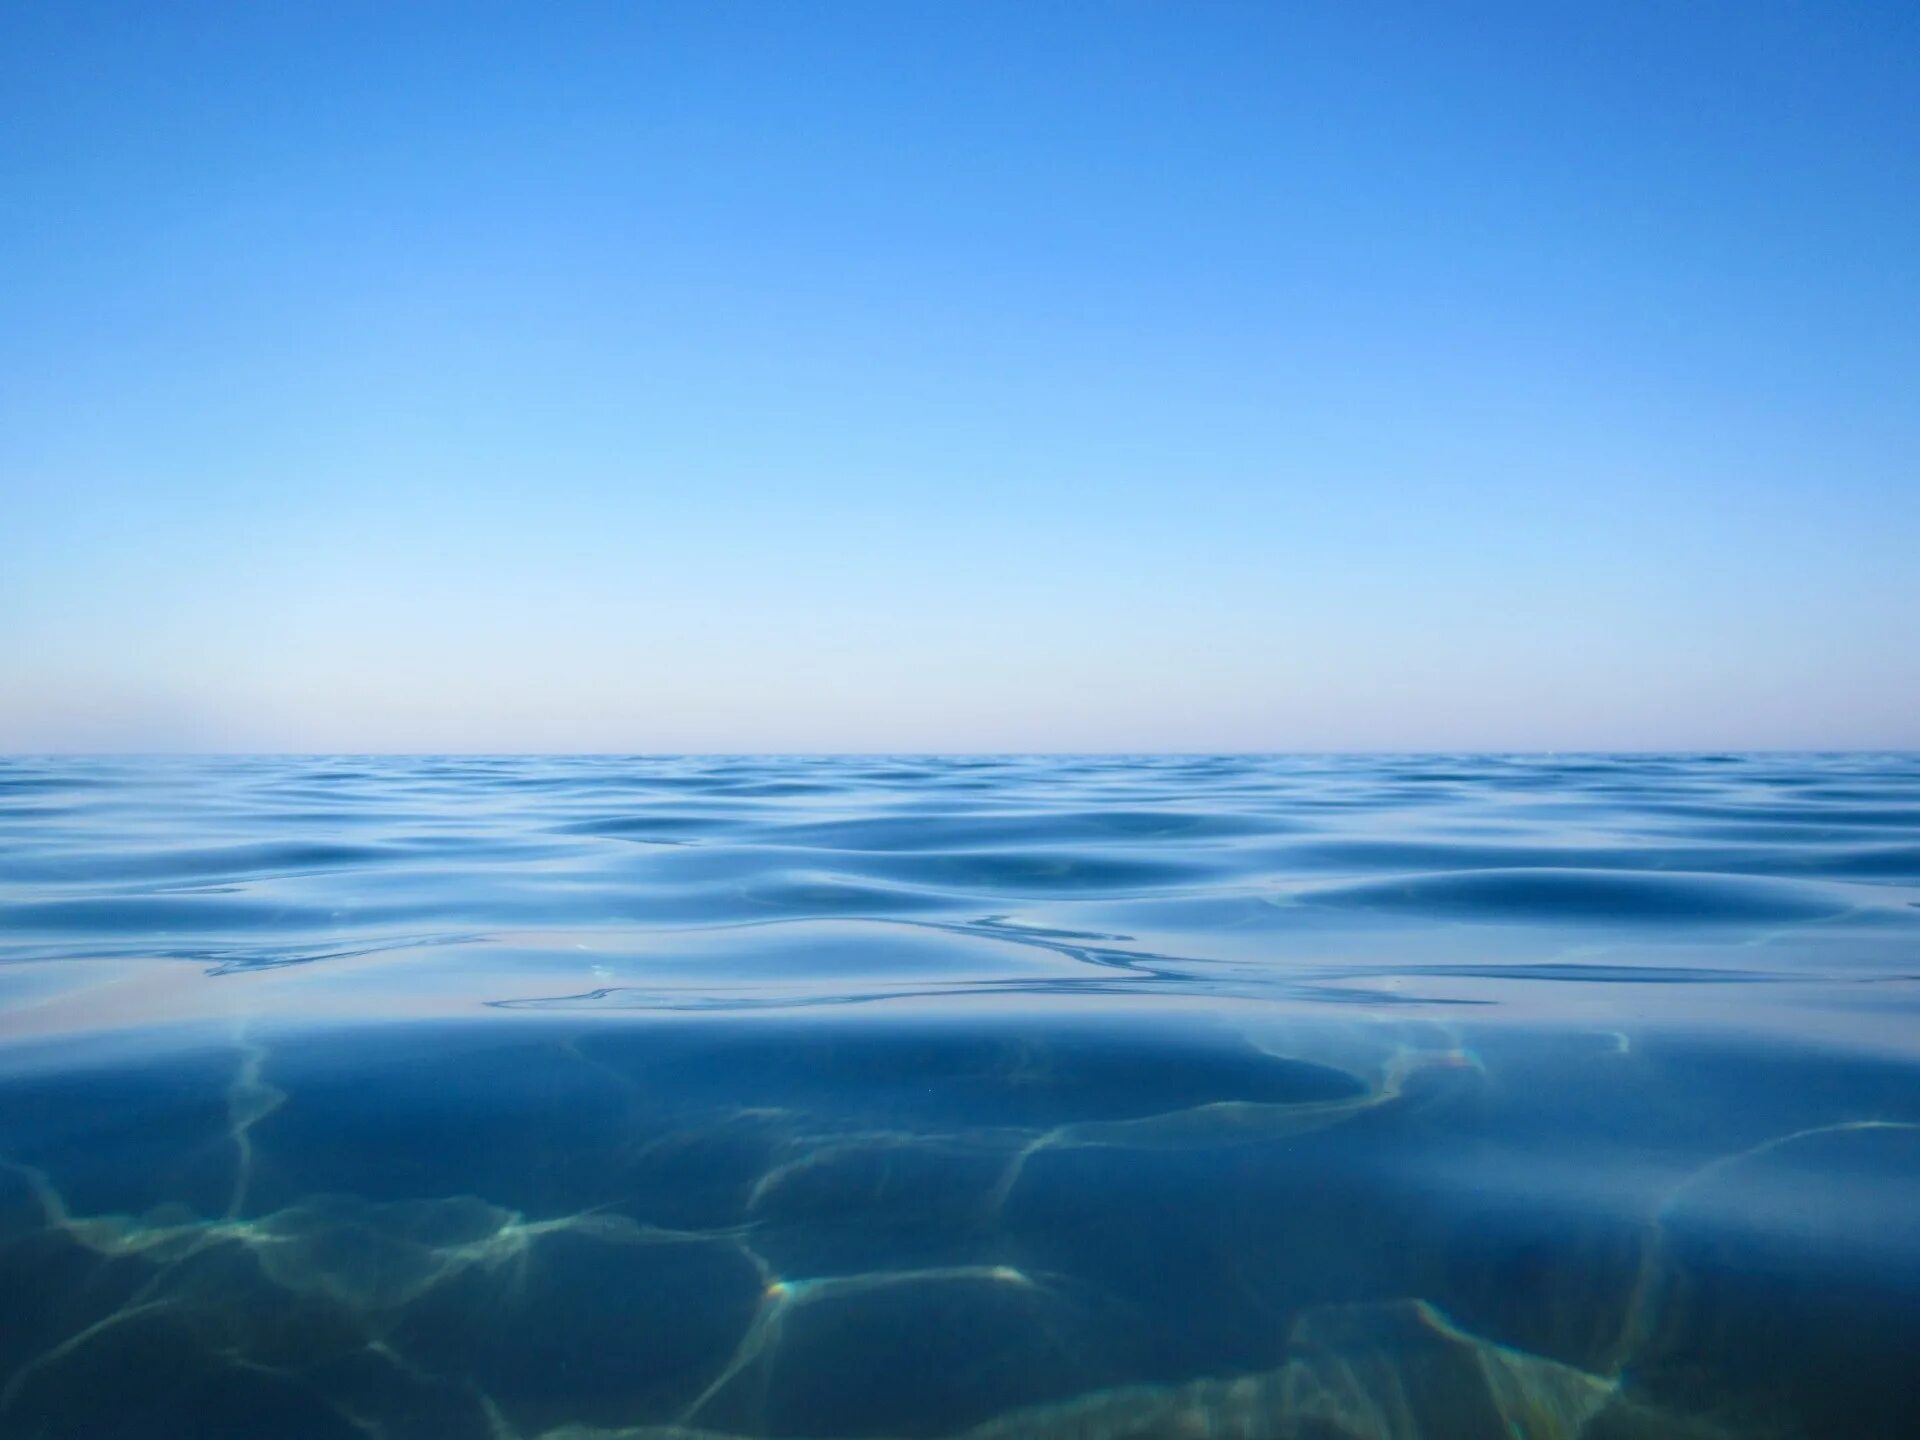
[1293,868,1858,927]
[548,813,738,839]
[847,849,1222,896]
[0,895,357,936]
[756,809,1279,852]
[3,840,398,886]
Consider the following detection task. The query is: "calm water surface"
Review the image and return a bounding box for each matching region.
[3,754,1919,1438]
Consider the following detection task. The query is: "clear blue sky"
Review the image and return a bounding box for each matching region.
[3,1,1916,751]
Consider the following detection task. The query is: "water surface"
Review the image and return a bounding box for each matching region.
[3,754,1919,1437]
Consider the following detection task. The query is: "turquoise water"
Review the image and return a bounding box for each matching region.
[3,753,1919,1438]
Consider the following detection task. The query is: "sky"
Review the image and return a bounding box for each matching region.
[2,1,1916,752]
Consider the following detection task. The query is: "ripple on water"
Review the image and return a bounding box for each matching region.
[1291,867,1865,927]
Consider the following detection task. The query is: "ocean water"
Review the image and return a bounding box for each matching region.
[2,754,1919,1439]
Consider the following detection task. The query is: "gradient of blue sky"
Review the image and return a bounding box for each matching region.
[3,1,1916,751]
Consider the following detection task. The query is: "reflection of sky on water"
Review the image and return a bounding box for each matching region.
[3,755,1920,1435]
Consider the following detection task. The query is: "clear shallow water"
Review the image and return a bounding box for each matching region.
[2,753,1919,1439]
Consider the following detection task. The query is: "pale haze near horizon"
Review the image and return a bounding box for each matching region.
[3,2,1917,754]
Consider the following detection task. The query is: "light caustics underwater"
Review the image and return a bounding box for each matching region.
[2,753,1919,1438]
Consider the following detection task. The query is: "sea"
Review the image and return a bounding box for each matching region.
[2,753,1917,1439]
